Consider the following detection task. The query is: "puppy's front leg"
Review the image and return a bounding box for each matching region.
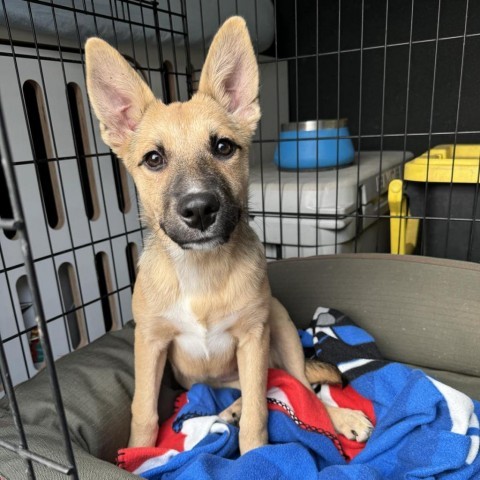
[236,321,270,454]
[129,329,168,448]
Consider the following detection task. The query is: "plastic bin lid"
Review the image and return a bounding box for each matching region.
[405,145,480,183]
[249,151,409,215]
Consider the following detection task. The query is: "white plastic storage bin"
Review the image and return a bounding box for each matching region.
[249,151,412,259]
[258,218,390,259]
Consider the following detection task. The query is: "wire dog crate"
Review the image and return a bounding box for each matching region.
[0,0,479,478]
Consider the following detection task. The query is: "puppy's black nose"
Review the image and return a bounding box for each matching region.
[177,192,220,231]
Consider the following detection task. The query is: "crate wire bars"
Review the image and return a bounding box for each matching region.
[247,0,480,261]
[0,94,78,478]
[1,0,480,478]
[0,0,191,477]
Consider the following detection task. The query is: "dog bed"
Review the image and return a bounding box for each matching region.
[1,254,479,479]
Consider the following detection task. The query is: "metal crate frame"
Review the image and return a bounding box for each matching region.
[1,0,480,478]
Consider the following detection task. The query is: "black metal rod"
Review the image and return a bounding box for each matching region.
[24,0,92,350]
[166,0,182,100]
[250,30,480,66]
[466,156,480,261]
[198,0,207,64]
[315,0,320,255]
[422,0,442,257]
[152,1,169,105]
[294,0,301,258]
[0,218,23,231]
[0,438,73,475]
[353,0,365,254]
[51,0,124,330]
[6,124,480,165]
[0,0,36,383]
[2,284,134,345]
[334,0,342,253]
[24,0,186,35]
[180,0,194,99]
[1,227,143,276]
[247,211,480,221]
[273,0,284,256]
[5,0,80,357]
[395,0,416,254]
[375,0,389,253]
[443,0,470,257]
[252,0,267,256]
[0,329,35,478]
[107,0,147,247]
[0,95,78,478]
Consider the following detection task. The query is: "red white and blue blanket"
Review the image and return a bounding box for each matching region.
[118,307,480,479]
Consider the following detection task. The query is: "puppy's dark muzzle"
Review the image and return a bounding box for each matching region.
[177,192,220,231]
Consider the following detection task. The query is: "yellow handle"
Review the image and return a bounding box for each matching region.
[388,179,419,255]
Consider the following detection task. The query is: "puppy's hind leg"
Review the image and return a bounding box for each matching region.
[304,358,344,386]
[269,297,317,390]
[269,298,373,443]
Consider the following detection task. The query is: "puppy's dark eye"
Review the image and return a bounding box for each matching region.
[213,138,236,159]
[143,150,166,171]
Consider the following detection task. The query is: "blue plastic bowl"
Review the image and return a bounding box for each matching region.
[273,119,355,170]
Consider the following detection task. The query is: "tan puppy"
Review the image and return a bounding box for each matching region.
[85,16,372,455]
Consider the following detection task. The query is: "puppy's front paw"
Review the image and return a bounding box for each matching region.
[128,420,159,448]
[326,406,373,443]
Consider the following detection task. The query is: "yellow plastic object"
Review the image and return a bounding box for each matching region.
[404,144,480,183]
[389,144,480,254]
[388,179,420,255]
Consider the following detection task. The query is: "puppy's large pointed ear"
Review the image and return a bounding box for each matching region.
[85,38,156,154]
[198,17,260,134]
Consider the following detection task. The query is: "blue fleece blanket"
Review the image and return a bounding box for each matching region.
[121,307,480,479]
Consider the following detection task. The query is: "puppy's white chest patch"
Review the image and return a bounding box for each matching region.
[166,299,237,359]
